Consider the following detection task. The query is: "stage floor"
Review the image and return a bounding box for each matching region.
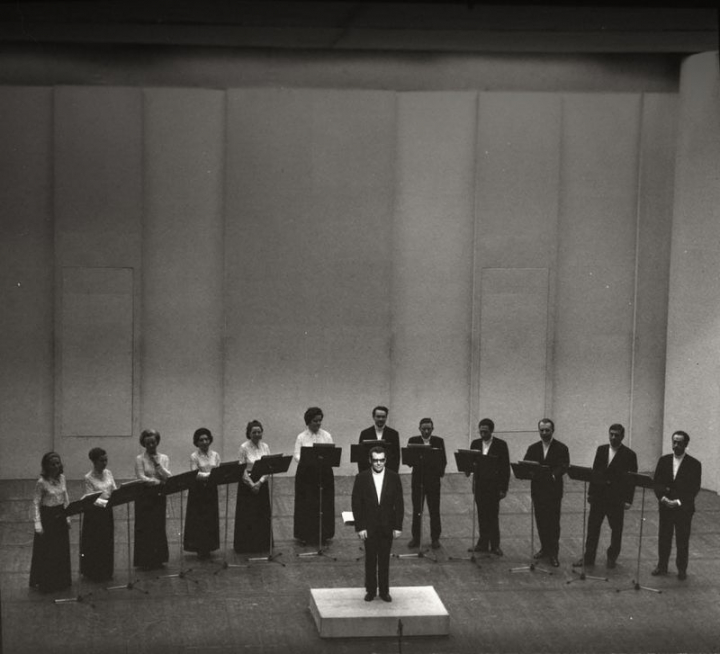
[2,473,720,653]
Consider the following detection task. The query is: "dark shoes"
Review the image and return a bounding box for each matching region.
[549,556,560,568]
[364,592,376,602]
[379,593,392,602]
[651,566,668,576]
[490,547,503,557]
[431,540,441,550]
[533,549,546,560]
[606,558,617,569]
[472,541,488,553]
[407,539,419,548]
[677,571,687,581]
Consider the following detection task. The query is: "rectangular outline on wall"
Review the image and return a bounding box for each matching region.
[56,266,135,438]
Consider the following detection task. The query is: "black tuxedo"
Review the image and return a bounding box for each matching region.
[358,426,401,473]
[351,468,404,596]
[407,435,447,542]
[470,437,510,551]
[582,443,638,564]
[523,439,570,557]
[653,453,702,574]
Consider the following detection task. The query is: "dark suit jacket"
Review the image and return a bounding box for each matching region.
[358,426,400,473]
[470,437,511,494]
[406,435,447,481]
[523,439,570,500]
[588,443,638,505]
[653,453,702,514]
[351,468,404,538]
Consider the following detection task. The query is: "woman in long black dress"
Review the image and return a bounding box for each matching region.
[80,447,117,581]
[184,427,221,559]
[29,452,72,593]
[133,428,171,570]
[293,407,335,546]
[234,420,272,553]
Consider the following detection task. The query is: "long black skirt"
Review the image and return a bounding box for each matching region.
[80,504,114,581]
[133,490,168,569]
[184,481,220,554]
[29,505,72,592]
[233,474,271,553]
[293,463,335,545]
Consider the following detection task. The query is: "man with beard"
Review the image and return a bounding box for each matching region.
[523,418,569,567]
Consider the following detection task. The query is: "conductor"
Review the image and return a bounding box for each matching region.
[351,446,404,603]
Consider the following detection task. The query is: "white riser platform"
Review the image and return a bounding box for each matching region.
[309,586,450,638]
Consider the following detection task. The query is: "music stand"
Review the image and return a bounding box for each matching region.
[351,440,389,470]
[209,461,247,574]
[157,470,201,584]
[509,461,553,575]
[617,471,661,594]
[566,465,608,584]
[248,454,292,567]
[297,444,342,561]
[448,449,486,564]
[395,444,443,563]
[106,479,150,594]
[54,492,102,606]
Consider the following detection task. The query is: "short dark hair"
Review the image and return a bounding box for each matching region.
[304,407,324,426]
[245,420,264,439]
[538,418,555,431]
[372,405,389,417]
[672,430,690,445]
[40,452,63,479]
[139,428,161,446]
[368,445,386,461]
[419,417,433,428]
[478,418,495,432]
[193,427,213,446]
[88,447,107,462]
[609,423,625,437]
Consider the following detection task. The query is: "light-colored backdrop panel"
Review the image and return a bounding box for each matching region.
[472,92,561,458]
[554,93,641,466]
[478,269,549,433]
[54,87,143,479]
[142,88,226,471]
[630,92,677,471]
[0,87,54,479]
[392,92,477,452]
[60,267,133,437]
[664,53,720,492]
[225,89,396,472]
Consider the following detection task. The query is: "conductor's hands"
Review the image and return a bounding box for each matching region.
[358,530,368,541]
[392,530,402,539]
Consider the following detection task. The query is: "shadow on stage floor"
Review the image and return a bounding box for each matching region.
[1,473,719,653]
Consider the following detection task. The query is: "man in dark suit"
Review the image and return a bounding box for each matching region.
[357,405,401,473]
[523,418,570,567]
[469,418,510,556]
[573,423,638,569]
[407,418,447,550]
[651,430,702,581]
[351,446,404,602]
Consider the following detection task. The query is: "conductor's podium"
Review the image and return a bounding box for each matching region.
[309,586,450,638]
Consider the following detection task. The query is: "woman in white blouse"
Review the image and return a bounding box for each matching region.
[134,428,171,570]
[234,420,272,553]
[29,452,72,592]
[293,407,335,546]
[80,447,117,581]
[183,428,221,559]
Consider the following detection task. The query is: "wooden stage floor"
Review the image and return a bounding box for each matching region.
[1,473,719,653]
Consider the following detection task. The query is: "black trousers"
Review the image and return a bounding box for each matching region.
[475,489,501,550]
[364,533,393,595]
[657,506,694,573]
[533,494,561,557]
[584,499,625,563]
[411,479,441,542]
